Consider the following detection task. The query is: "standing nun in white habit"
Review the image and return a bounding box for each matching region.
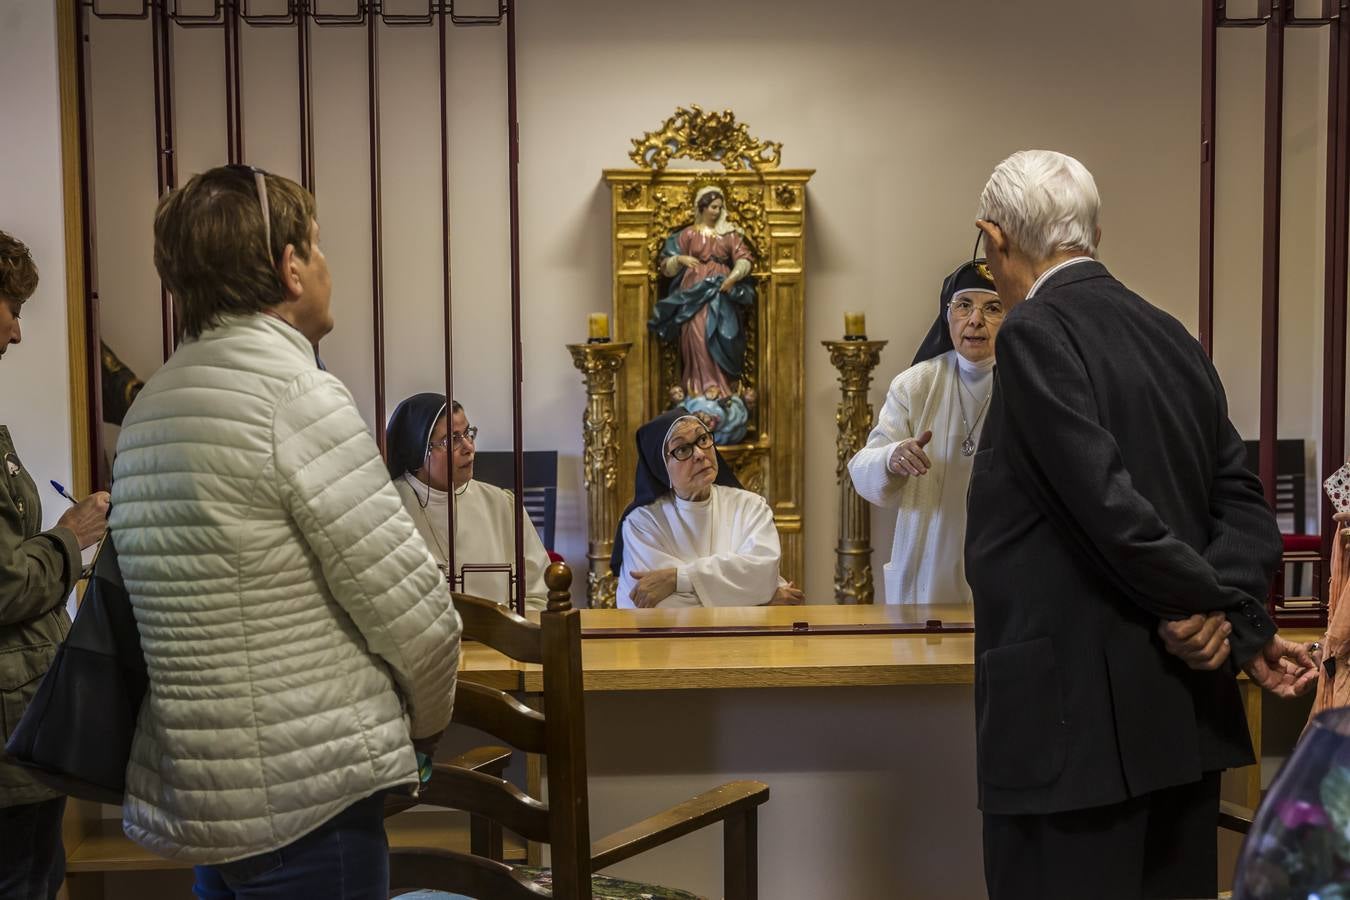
[612,409,804,608]
[387,392,549,611]
[848,258,1003,604]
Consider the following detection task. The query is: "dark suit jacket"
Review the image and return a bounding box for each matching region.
[966,260,1280,816]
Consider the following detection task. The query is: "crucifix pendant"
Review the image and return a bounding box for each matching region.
[961,438,976,457]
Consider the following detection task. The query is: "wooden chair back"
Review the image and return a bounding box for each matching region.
[392,561,767,900]
[471,450,560,550]
[393,562,592,900]
[1243,438,1308,532]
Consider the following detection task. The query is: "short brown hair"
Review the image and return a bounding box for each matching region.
[153,166,317,340]
[0,231,39,304]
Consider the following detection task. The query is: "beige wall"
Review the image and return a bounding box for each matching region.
[1,0,75,532]
[83,0,1343,603]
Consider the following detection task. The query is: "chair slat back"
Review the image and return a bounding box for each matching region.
[417,765,551,844]
[1243,438,1309,532]
[451,681,548,755]
[453,592,544,664]
[412,566,592,900]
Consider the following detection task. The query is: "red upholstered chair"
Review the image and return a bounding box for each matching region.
[1243,440,1326,626]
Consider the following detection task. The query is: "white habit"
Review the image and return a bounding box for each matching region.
[847,350,993,605]
[395,474,549,611]
[617,484,785,609]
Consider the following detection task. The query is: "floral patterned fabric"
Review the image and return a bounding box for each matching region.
[517,868,704,900]
[398,868,705,900]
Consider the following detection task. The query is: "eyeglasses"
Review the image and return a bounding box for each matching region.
[429,425,478,452]
[226,164,272,262]
[667,430,714,461]
[971,222,997,286]
[948,297,1005,321]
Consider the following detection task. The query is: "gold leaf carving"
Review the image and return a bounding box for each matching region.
[629,105,782,172]
[588,569,618,609]
[725,449,767,496]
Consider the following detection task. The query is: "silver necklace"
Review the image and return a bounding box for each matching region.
[953,361,992,457]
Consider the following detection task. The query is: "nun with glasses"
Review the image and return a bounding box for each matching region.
[848,259,1003,605]
[386,392,550,611]
[612,409,804,609]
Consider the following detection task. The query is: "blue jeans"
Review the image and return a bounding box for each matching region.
[192,793,388,900]
[0,796,66,900]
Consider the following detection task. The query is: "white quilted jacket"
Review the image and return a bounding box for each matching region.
[109,314,460,864]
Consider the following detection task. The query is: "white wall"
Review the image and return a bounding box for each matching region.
[82,0,1344,603]
[0,0,74,532]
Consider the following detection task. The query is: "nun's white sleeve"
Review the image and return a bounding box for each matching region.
[615,509,699,608]
[848,372,913,509]
[681,491,782,607]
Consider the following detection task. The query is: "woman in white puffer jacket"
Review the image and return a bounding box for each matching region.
[109,166,460,899]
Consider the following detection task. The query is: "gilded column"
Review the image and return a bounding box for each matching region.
[823,338,887,604]
[567,341,631,608]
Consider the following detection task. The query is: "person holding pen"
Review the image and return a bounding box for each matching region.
[0,230,110,900]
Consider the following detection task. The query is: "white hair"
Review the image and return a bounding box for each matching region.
[978,150,1100,262]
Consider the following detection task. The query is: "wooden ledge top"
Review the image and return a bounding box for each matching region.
[462,606,1327,693]
[461,604,978,693]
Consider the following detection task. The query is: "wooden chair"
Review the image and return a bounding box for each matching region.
[388,563,769,900]
[472,450,560,551]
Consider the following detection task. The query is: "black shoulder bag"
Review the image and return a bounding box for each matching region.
[4,533,147,804]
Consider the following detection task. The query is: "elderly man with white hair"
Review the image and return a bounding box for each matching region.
[965,150,1317,900]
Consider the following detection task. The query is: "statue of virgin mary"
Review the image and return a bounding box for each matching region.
[647,185,754,443]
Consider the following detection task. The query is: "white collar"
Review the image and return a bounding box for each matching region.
[1026,256,1095,299]
[404,472,454,506]
[673,487,715,510]
[956,351,996,377]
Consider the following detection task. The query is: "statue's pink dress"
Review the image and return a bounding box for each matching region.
[666,228,753,398]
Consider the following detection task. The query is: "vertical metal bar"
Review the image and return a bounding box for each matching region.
[152,0,178,359]
[439,2,456,583]
[297,3,315,193]
[75,0,106,491]
[1258,0,1286,505]
[1323,1,1350,581]
[369,3,387,454]
[506,2,526,615]
[1200,0,1218,355]
[224,0,244,164]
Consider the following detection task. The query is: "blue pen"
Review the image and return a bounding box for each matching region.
[50,480,78,505]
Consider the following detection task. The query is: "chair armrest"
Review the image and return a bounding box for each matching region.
[384,745,513,818]
[590,780,768,871]
[1218,800,1254,835]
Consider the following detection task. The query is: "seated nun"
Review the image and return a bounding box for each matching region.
[612,410,804,608]
[387,392,549,611]
[847,259,1002,604]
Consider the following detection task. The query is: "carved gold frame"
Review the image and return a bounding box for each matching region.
[596,155,813,606]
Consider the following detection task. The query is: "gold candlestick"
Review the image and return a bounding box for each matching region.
[567,340,632,608]
[823,338,887,604]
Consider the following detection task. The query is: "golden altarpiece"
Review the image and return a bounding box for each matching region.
[570,107,813,608]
